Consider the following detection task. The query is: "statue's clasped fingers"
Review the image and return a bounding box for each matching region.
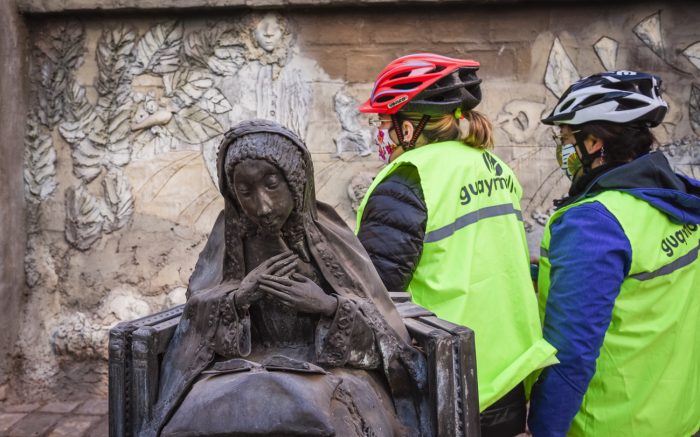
[274,259,299,278]
[263,252,299,276]
[259,275,294,290]
[258,282,295,307]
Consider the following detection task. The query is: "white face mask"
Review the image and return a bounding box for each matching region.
[557,142,583,180]
[375,128,398,164]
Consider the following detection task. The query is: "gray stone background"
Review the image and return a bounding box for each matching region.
[1,0,699,401]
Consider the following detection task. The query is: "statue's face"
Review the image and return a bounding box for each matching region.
[231,159,294,233]
[254,15,283,52]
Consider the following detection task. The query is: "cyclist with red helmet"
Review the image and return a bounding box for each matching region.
[528,71,700,436]
[355,53,556,437]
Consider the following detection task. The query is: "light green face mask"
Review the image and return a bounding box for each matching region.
[556,142,583,180]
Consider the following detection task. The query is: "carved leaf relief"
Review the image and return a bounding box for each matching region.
[168,105,224,144]
[633,12,665,59]
[71,140,104,183]
[132,21,184,75]
[133,126,176,160]
[24,117,57,202]
[35,23,85,72]
[690,84,700,137]
[34,22,86,129]
[199,88,233,114]
[107,139,133,167]
[65,185,105,251]
[164,69,214,108]
[73,24,137,180]
[594,37,619,71]
[95,26,137,105]
[545,38,580,98]
[59,81,95,144]
[683,42,700,71]
[107,102,134,145]
[102,169,134,233]
[184,23,245,76]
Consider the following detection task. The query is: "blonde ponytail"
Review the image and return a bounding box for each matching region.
[460,110,494,150]
[397,110,494,150]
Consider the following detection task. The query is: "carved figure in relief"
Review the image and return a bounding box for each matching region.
[229,13,311,141]
[140,120,428,436]
[334,91,373,156]
[254,13,284,53]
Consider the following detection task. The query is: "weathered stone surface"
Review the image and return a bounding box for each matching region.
[3,403,41,414]
[0,0,27,384]
[17,0,650,13]
[39,401,81,414]
[299,12,372,46]
[7,412,62,436]
[48,415,99,437]
[0,413,27,433]
[84,416,108,437]
[75,399,108,416]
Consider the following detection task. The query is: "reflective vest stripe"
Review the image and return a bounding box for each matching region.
[630,238,700,281]
[424,203,523,243]
[540,247,549,258]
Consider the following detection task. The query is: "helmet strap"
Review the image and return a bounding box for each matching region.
[392,113,431,151]
[390,113,404,145]
[573,130,603,173]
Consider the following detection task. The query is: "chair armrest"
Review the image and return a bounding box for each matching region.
[391,299,480,437]
[109,305,184,437]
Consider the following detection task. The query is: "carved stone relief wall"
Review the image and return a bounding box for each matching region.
[16,13,358,398]
[12,3,700,399]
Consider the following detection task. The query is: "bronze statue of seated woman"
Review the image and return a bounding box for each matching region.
[139,119,430,437]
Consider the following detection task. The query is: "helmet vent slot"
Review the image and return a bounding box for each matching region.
[390,72,410,80]
[559,100,574,111]
[580,95,606,107]
[617,98,647,110]
[394,82,422,90]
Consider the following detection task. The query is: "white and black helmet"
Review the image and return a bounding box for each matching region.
[542,71,668,127]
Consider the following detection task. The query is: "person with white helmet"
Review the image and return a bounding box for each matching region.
[356,53,557,437]
[528,71,700,436]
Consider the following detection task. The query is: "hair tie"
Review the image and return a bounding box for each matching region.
[454,108,465,120]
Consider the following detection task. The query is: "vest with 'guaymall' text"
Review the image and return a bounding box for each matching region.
[356,141,557,411]
[539,190,700,436]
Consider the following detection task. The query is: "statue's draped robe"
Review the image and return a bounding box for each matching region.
[139,121,429,437]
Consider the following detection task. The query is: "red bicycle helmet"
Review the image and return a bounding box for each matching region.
[360,53,482,116]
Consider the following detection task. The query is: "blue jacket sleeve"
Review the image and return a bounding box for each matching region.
[528,202,631,437]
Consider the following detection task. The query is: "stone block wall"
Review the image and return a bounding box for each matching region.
[4,1,700,399]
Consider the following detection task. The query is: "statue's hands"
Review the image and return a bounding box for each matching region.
[259,273,338,317]
[235,251,298,309]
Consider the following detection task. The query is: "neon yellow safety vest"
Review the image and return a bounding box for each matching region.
[356,141,557,410]
[539,190,700,436]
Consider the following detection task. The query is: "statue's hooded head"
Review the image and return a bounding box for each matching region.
[190,119,413,348]
[216,119,314,278]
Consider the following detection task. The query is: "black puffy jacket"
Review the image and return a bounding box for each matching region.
[357,165,427,292]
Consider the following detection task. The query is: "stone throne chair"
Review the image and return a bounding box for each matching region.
[108,291,481,437]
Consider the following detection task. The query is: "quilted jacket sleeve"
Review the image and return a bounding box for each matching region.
[357,165,427,292]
